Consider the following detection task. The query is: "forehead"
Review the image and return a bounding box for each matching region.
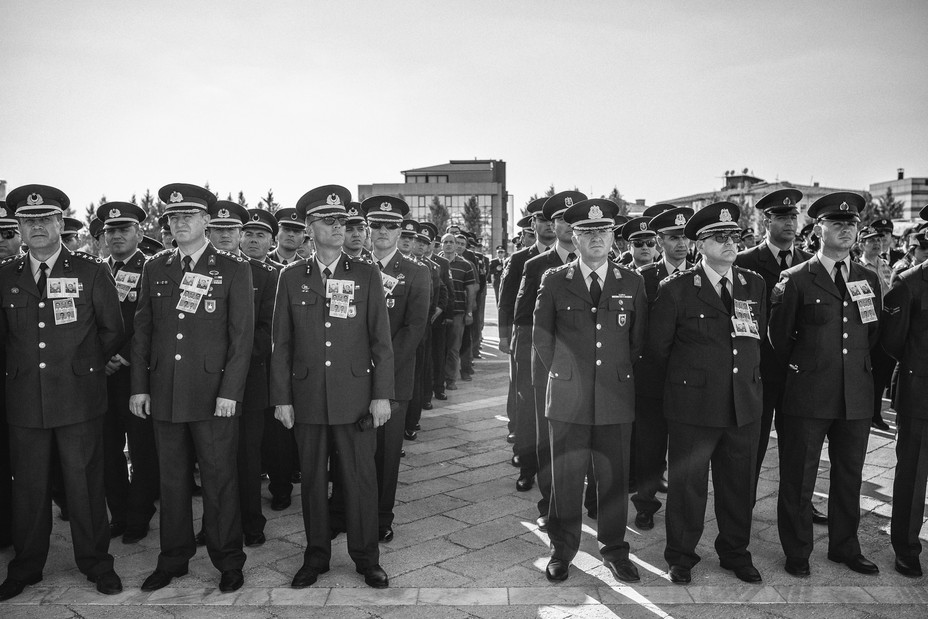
[21,215,59,225]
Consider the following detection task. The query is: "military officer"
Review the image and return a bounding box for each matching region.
[241,208,279,262]
[342,202,371,260]
[631,206,694,530]
[158,214,174,249]
[648,201,766,585]
[0,184,125,600]
[881,205,928,578]
[489,245,506,301]
[769,192,881,577]
[534,198,647,584]
[420,222,454,404]
[623,216,660,270]
[857,225,895,431]
[96,201,160,544]
[61,217,84,252]
[0,202,22,259]
[270,185,393,589]
[871,217,904,266]
[130,183,254,593]
[0,203,16,549]
[270,207,305,264]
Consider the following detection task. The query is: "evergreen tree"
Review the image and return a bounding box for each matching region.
[462,195,483,238]
[428,196,450,232]
[237,191,248,207]
[259,189,279,212]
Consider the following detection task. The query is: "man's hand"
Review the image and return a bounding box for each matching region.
[464,312,474,326]
[498,335,510,354]
[129,394,151,419]
[370,399,391,428]
[275,404,295,429]
[105,355,128,376]
[431,308,443,324]
[214,397,237,418]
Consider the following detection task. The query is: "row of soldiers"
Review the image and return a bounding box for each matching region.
[0,181,493,601]
[497,188,928,584]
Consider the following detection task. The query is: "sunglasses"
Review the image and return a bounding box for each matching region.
[369,222,400,230]
[0,230,18,240]
[312,216,347,226]
[701,232,742,244]
[632,240,657,248]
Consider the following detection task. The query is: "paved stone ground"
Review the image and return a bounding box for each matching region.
[2,293,926,618]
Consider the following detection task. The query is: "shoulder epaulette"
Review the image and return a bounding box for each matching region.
[152,248,173,260]
[638,262,659,273]
[349,253,374,264]
[281,259,305,272]
[734,265,761,280]
[215,249,246,263]
[73,251,104,264]
[0,255,17,268]
[247,256,276,272]
[663,269,689,284]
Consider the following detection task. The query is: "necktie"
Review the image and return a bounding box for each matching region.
[566,252,576,263]
[834,262,847,299]
[113,260,125,275]
[37,262,49,299]
[778,250,790,270]
[323,267,332,286]
[589,271,601,306]
[719,276,733,314]
[182,255,192,273]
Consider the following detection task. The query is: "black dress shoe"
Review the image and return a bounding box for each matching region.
[872,418,890,431]
[546,558,570,582]
[404,430,418,441]
[192,483,202,497]
[811,505,828,524]
[669,565,691,584]
[0,575,42,601]
[88,569,123,595]
[122,526,149,544]
[604,558,640,583]
[510,454,521,467]
[357,564,389,588]
[635,511,654,530]
[460,373,473,382]
[109,521,127,539]
[379,528,394,542]
[658,477,668,493]
[141,568,185,592]
[219,569,244,593]
[271,494,291,511]
[895,556,923,577]
[194,530,206,547]
[536,516,548,531]
[516,474,534,492]
[828,553,879,574]
[422,402,433,410]
[435,392,447,401]
[401,449,406,457]
[720,561,762,583]
[415,423,421,430]
[784,557,810,576]
[292,564,329,588]
[244,532,266,547]
[507,433,516,444]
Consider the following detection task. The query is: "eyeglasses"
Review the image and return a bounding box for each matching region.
[369,222,400,230]
[312,216,347,226]
[701,232,742,244]
[0,230,18,240]
[632,240,656,248]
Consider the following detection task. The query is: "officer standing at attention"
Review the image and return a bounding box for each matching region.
[648,202,766,585]
[270,207,306,265]
[0,202,17,550]
[533,198,646,584]
[271,185,393,589]
[881,205,928,578]
[96,201,160,545]
[0,184,125,600]
[420,222,454,405]
[61,217,84,252]
[241,207,280,263]
[130,183,254,593]
[342,202,371,260]
[489,245,506,301]
[769,192,881,578]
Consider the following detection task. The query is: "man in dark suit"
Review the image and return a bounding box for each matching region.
[769,192,881,578]
[734,189,816,503]
[489,245,506,301]
[533,198,647,585]
[881,205,928,578]
[269,208,306,265]
[96,202,160,545]
[419,222,454,403]
[130,183,254,593]
[631,206,693,530]
[0,185,125,600]
[271,185,394,589]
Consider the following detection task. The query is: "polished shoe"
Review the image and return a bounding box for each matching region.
[507,432,516,444]
[0,575,42,601]
[141,568,186,592]
[291,471,302,483]
[510,454,521,467]
[720,561,762,583]
[88,570,123,595]
[192,483,202,497]
[379,528,394,543]
[415,423,421,430]
[404,430,418,441]
[401,449,406,457]
[194,530,206,546]
[658,477,668,493]
[422,401,433,410]
[271,494,291,511]
[435,392,447,401]
[446,381,458,391]
[668,565,691,584]
[604,558,640,583]
[292,564,329,588]
[895,556,923,577]
[545,558,570,582]
[109,521,127,539]
[872,418,890,431]
[811,505,828,524]
[244,532,266,547]
[516,474,534,492]
[122,526,149,544]
[536,516,549,531]
[460,373,473,382]
[357,564,389,588]
[828,553,879,575]
[219,569,244,593]
[634,511,654,530]
[784,557,810,576]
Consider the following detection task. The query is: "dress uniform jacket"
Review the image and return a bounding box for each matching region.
[131,244,254,419]
[111,250,146,361]
[489,257,504,300]
[533,260,647,425]
[768,256,881,420]
[0,248,124,428]
[497,244,542,339]
[378,253,430,401]
[636,260,692,399]
[270,253,394,423]
[243,256,278,411]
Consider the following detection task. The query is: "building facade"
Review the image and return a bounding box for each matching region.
[869,168,928,221]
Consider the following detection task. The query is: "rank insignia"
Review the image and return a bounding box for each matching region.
[208,255,216,266]
[205,300,216,313]
[218,208,230,219]
[618,313,627,327]
[674,214,686,226]
[27,193,43,206]
[613,267,622,279]
[719,209,732,222]
[589,205,602,219]
[327,193,342,206]
[380,202,392,211]
[694,274,701,287]
[738,273,746,285]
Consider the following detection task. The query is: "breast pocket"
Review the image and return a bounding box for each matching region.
[685,307,719,339]
[608,298,633,330]
[2,293,29,328]
[801,300,832,325]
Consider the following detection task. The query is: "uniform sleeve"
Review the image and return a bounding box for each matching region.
[92,262,125,359]
[367,265,395,401]
[532,271,556,373]
[391,264,430,369]
[130,263,154,395]
[513,262,540,325]
[497,256,521,337]
[880,276,911,361]
[218,259,255,402]
[767,273,798,361]
[269,270,294,405]
[629,273,648,363]
[645,279,679,384]
[252,267,278,361]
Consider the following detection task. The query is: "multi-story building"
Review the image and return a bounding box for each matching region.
[358,159,508,249]
[869,168,928,221]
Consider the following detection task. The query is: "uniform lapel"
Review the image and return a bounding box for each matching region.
[166,248,184,285]
[16,255,40,298]
[759,245,781,279]
[565,260,591,304]
[809,256,843,299]
[696,264,728,314]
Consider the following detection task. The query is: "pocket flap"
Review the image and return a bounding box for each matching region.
[669,368,705,386]
[72,357,100,376]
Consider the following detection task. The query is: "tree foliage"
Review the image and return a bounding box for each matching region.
[428,196,451,232]
[259,189,279,213]
[462,195,483,238]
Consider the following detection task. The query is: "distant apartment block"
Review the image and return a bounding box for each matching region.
[869,168,928,221]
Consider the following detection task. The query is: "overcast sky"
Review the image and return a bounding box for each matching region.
[1,0,926,215]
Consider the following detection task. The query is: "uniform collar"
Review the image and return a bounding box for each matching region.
[179,239,209,269]
[29,243,63,278]
[817,252,850,277]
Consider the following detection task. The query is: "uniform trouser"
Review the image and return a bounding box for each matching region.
[871,345,896,420]
[512,325,537,475]
[632,394,666,517]
[296,422,379,570]
[473,287,487,350]
[407,333,430,433]
[7,418,114,581]
[665,420,759,569]
[444,313,465,383]
[431,317,448,396]
[891,415,928,559]
[755,378,785,492]
[102,370,159,532]
[0,412,11,546]
[547,420,631,563]
[238,408,267,537]
[776,416,869,561]
[507,350,518,440]
[263,410,297,500]
[153,418,245,574]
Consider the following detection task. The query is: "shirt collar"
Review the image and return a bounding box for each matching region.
[701,263,733,289]
[766,239,793,259]
[663,257,684,275]
[817,252,850,277]
[374,248,398,268]
[30,244,64,278]
[315,254,341,274]
[535,240,552,254]
[555,243,574,264]
[180,240,209,269]
[578,260,608,284]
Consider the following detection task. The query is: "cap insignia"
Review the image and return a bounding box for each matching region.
[639,222,647,231]
[380,202,392,211]
[326,193,341,206]
[405,223,414,230]
[839,202,849,211]
[26,193,43,206]
[674,213,686,226]
[290,212,298,220]
[589,205,602,219]
[109,208,121,218]
[169,191,183,203]
[783,197,793,206]
[217,208,230,219]
[252,214,260,221]
[719,209,733,222]
[347,207,358,216]
[565,197,574,208]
